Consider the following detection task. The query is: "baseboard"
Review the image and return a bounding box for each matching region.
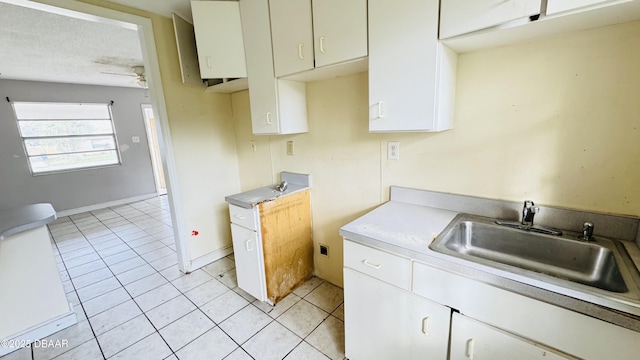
[0,309,77,357]
[189,245,233,272]
[56,193,158,217]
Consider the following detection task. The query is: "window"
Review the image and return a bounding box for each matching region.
[13,102,121,174]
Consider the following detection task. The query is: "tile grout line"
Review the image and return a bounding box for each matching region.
[49,198,175,359]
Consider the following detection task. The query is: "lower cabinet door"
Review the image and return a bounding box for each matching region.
[344,268,450,360]
[230,223,266,301]
[449,313,575,360]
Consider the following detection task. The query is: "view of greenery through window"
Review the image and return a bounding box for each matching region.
[13,102,121,174]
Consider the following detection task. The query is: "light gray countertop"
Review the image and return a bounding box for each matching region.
[340,190,640,333]
[226,171,312,208]
[0,203,57,240]
[225,184,308,209]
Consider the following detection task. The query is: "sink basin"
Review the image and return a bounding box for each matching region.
[429,214,640,307]
[431,219,627,292]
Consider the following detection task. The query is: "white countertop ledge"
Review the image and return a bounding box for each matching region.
[0,203,57,240]
[339,201,458,254]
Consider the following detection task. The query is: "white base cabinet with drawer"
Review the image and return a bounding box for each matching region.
[343,238,640,360]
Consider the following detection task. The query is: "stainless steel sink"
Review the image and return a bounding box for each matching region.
[429,214,640,314]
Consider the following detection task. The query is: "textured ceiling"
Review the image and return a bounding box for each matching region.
[0,1,145,88]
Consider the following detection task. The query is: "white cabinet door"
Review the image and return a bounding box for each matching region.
[230,223,266,301]
[239,0,308,135]
[547,0,615,15]
[312,0,368,68]
[269,0,314,77]
[368,0,456,132]
[191,1,247,79]
[344,268,450,360]
[450,313,573,360]
[440,0,542,39]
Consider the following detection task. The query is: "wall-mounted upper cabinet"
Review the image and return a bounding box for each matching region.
[239,0,308,135]
[440,0,543,39]
[546,0,617,15]
[369,0,456,132]
[269,0,368,78]
[441,0,640,53]
[191,1,247,79]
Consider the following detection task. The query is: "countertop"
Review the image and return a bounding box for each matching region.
[225,184,309,209]
[226,172,312,209]
[0,203,57,240]
[340,198,640,333]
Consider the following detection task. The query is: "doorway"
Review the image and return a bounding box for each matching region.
[0,0,189,272]
[142,104,167,196]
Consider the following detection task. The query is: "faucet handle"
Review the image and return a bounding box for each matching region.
[579,222,594,241]
[521,200,539,226]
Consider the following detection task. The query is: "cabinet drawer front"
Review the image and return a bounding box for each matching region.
[344,240,411,290]
[229,204,259,231]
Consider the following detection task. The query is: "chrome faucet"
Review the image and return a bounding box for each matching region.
[521,200,539,226]
[495,200,562,236]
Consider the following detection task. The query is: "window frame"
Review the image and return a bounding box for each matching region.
[12,101,123,175]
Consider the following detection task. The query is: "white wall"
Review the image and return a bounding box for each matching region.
[232,20,640,286]
[0,79,156,212]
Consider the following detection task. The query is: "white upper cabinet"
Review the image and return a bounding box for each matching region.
[239,0,308,135]
[191,1,247,79]
[269,0,314,77]
[269,0,368,78]
[547,0,617,15]
[440,0,543,39]
[311,0,368,68]
[368,0,456,132]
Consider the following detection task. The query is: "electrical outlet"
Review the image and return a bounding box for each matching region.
[287,141,294,156]
[132,136,140,143]
[319,244,329,257]
[387,141,400,160]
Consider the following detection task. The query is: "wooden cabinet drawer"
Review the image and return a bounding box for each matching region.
[228,204,259,231]
[343,240,411,290]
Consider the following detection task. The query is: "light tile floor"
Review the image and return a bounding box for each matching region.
[1,196,345,360]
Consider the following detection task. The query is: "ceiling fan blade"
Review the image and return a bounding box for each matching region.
[100,71,136,77]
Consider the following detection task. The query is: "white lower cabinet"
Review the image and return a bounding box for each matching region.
[343,239,640,360]
[230,223,266,302]
[344,268,450,360]
[450,313,572,360]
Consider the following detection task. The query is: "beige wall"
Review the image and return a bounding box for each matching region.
[233,21,640,287]
[77,0,240,262]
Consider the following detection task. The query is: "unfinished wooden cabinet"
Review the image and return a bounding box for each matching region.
[229,189,313,304]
